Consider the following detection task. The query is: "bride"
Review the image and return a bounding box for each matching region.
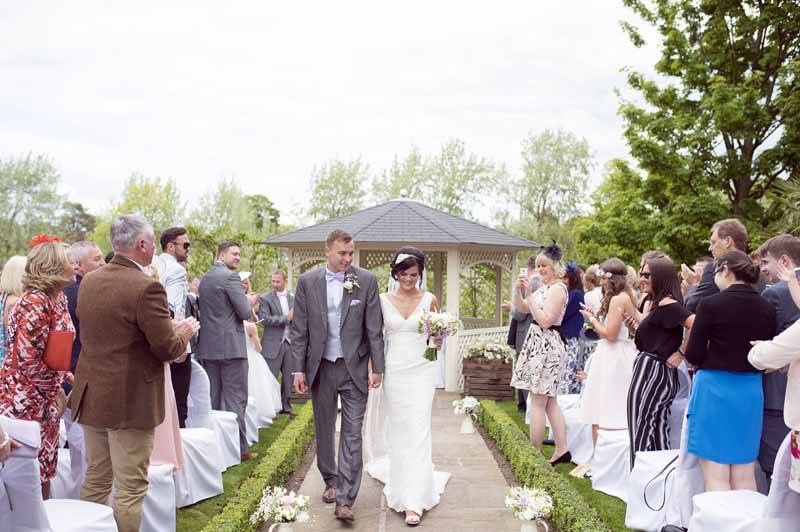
[364,247,450,527]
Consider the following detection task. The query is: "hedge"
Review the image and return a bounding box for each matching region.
[199,401,315,532]
[477,400,612,532]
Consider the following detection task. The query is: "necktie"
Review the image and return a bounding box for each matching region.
[326,271,345,282]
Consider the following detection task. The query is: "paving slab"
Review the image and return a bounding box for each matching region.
[292,391,519,531]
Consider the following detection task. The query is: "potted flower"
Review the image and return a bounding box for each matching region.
[452,395,480,434]
[461,339,516,400]
[250,486,311,532]
[505,485,553,532]
[464,340,516,363]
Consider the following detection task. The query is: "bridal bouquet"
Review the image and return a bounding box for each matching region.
[505,485,553,522]
[250,486,311,526]
[452,395,480,419]
[465,340,516,363]
[418,310,460,339]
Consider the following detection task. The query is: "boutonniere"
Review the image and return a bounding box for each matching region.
[343,272,360,294]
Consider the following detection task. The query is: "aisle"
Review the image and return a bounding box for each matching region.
[292,391,520,531]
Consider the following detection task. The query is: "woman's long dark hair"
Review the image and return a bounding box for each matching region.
[599,257,635,318]
[390,246,425,287]
[564,262,584,293]
[646,256,683,307]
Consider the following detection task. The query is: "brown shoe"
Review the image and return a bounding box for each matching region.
[334,504,354,521]
[241,451,258,461]
[321,485,336,504]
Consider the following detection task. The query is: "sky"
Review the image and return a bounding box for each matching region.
[0,1,660,225]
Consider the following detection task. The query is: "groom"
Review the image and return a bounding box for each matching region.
[291,229,384,521]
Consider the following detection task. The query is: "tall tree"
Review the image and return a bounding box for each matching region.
[57,201,96,243]
[620,0,800,223]
[307,158,369,222]
[114,173,184,232]
[372,146,428,203]
[0,153,63,260]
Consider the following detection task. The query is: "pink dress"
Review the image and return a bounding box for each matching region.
[150,363,183,469]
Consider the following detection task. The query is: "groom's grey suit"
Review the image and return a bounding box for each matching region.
[290,265,384,506]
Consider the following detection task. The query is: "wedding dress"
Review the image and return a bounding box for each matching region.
[245,323,282,425]
[364,291,450,515]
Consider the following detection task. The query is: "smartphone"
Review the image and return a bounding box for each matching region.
[518,268,528,299]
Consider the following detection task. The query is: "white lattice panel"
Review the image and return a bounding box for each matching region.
[290,248,326,277]
[361,251,395,269]
[453,326,508,390]
[460,250,514,273]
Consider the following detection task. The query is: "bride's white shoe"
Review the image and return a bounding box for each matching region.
[405,510,421,526]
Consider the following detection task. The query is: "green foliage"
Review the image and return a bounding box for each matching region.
[307,158,369,222]
[619,0,800,223]
[0,153,63,261]
[57,201,96,243]
[477,400,612,532]
[198,402,315,532]
[114,173,184,232]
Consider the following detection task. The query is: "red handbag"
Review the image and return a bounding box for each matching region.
[8,299,74,372]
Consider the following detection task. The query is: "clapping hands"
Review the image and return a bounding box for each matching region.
[174,317,201,342]
[776,263,799,286]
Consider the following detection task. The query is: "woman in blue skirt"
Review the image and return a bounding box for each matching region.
[684,250,777,492]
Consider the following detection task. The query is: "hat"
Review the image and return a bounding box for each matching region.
[239,271,252,282]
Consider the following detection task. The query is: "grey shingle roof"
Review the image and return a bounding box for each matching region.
[263,200,539,249]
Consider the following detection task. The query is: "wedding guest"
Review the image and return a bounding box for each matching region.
[72,215,197,532]
[507,255,537,412]
[684,250,776,492]
[686,218,765,312]
[0,237,75,499]
[63,241,105,393]
[627,255,694,468]
[583,264,602,313]
[152,227,193,428]
[756,233,800,488]
[180,260,200,352]
[560,262,586,394]
[258,270,297,416]
[189,275,201,295]
[510,244,571,464]
[196,241,260,461]
[0,256,26,364]
[579,258,638,447]
[682,256,713,298]
[627,265,640,300]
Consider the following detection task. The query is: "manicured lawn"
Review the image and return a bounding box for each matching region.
[494,400,636,532]
[176,410,300,532]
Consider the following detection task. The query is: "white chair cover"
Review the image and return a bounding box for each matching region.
[244,396,259,445]
[140,464,176,532]
[186,359,241,469]
[50,448,79,499]
[43,499,118,532]
[174,428,223,508]
[591,428,631,502]
[664,412,705,527]
[625,449,679,532]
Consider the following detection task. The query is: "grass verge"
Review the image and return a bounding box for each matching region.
[478,400,614,532]
[176,401,314,532]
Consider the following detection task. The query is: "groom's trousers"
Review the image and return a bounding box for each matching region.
[312,358,368,506]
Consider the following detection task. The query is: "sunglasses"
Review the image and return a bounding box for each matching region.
[172,241,191,250]
[638,271,651,279]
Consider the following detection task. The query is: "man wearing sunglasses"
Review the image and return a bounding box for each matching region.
[153,226,194,427]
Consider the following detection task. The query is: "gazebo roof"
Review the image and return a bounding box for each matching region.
[263,199,540,250]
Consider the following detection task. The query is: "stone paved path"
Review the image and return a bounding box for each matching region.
[293,391,520,531]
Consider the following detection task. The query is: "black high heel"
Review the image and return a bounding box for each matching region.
[549,451,572,465]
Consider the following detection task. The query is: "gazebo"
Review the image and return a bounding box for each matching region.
[263,199,539,391]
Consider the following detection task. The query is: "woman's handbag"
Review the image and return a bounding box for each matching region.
[42,305,74,371]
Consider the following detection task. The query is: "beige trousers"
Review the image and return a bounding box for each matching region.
[80,425,155,532]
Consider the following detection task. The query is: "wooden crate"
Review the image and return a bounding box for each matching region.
[462,358,515,401]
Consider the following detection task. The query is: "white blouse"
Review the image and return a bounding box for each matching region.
[748,319,800,430]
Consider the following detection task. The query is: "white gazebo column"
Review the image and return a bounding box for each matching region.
[287,249,295,289]
[495,265,503,326]
[445,248,461,391]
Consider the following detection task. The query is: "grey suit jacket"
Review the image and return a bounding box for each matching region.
[257,290,294,359]
[195,261,253,360]
[510,308,533,353]
[761,280,800,410]
[290,265,384,394]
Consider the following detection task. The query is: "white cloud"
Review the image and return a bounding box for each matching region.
[0,1,660,223]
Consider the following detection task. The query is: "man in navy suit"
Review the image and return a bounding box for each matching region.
[757,234,800,490]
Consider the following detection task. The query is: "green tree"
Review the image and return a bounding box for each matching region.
[0,153,63,261]
[57,201,96,243]
[114,173,184,232]
[372,146,428,203]
[619,0,800,224]
[307,158,369,222]
[190,177,254,235]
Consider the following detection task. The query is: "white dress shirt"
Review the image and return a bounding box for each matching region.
[277,290,290,342]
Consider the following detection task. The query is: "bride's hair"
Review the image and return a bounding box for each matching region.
[390,246,425,285]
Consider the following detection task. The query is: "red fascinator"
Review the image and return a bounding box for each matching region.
[27,233,63,248]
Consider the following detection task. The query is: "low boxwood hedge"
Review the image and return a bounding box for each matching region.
[478,400,611,532]
[200,401,315,532]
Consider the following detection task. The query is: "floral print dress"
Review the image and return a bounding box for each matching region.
[0,290,73,482]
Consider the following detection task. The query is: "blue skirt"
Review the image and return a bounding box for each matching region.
[687,369,763,464]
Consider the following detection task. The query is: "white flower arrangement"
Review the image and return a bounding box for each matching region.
[418,310,459,339]
[505,485,553,522]
[343,272,360,294]
[464,340,516,363]
[452,395,480,419]
[250,486,311,526]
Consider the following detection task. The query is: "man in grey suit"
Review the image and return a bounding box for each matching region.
[257,270,295,416]
[291,230,384,522]
[195,241,260,461]
[757,234,800,490]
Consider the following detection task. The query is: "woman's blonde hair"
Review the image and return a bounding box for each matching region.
[1,256,27,296]
[535,252,567,279]
[23,243,74,293]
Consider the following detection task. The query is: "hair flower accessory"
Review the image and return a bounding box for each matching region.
[596,268,613,279]
[27,234,62,248]
[565,261,578,273]
[393,253,414,265]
